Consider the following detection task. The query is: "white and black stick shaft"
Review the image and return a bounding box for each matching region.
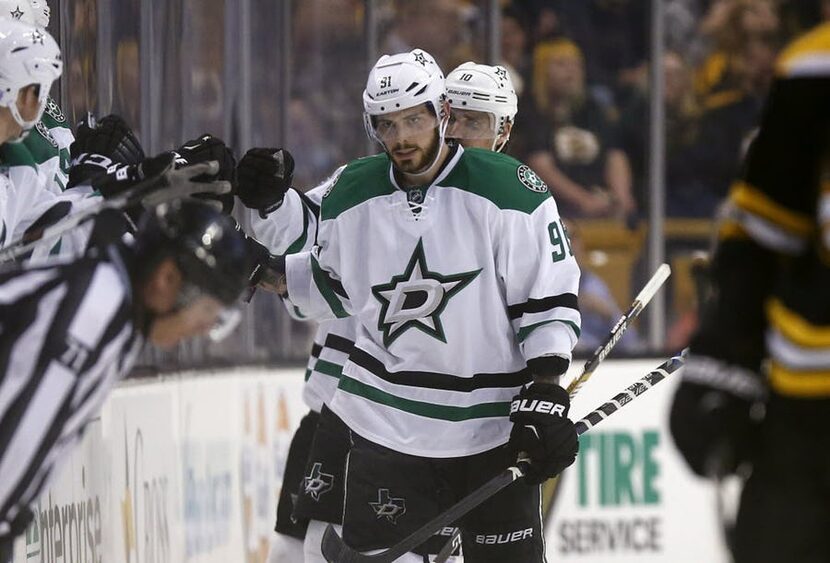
[0,161,227,263]
[320,353,686,563]
[573,352,685,434]
[567,263,671,396]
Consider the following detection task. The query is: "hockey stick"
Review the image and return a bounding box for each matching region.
[567,262,671,396]
[321,353,686,563]
[433,263,673,561]
[0,160,229,263]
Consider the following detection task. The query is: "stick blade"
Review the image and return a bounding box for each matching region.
[321,524,376,562]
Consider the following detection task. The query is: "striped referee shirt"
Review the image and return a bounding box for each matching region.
[0,246,143,539]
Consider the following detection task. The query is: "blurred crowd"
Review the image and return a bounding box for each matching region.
[287,0,826,222]
[60,0,828,360]
[503,0,826,221]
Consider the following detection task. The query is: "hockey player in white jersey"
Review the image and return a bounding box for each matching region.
[0,1,74,196]
[238,60,529,562]
[244,49,580,561]
[0,17,67,251]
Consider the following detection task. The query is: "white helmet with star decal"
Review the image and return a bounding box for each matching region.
[446,62,518,152]
[362,48,449,155]
[0,18,61,136]
[0,1,50,27]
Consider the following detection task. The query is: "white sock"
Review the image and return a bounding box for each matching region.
[267,532,304,563]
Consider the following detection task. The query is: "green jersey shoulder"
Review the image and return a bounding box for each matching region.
[321,153,395,220]
[442,147,550,214]
[24,97,71,174]
[0,141,38,171]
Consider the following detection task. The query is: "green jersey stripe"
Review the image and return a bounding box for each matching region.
[311,255,349,318]
[339,375,510,421]
[517,319,581,342]
[315,359,344,379]
[284,203,311,254]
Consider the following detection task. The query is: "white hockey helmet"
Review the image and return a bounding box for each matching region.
[0,1,50,27]
[0,18,61,134]
[362,48,448,146]
[446,62,518,151]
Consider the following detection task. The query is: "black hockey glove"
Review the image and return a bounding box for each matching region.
[670,356,767,477]
[236,147,294,215]
[80,152,176,199]
[172,134,237,213]
[68,114,146,189]
[509,382,579,485]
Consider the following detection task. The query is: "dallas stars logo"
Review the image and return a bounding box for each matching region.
[9,6,23,20]
[494,67,509,80]
[303,462,334,501]
[370,489,406,524]
[372,239,480,346]
[412,50,428,67]
[31,29,44,45]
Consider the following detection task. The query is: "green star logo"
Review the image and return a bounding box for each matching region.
[372,239,480,346]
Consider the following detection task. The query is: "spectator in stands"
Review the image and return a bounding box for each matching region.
[694,0,779,98]
[619,51,715,217]
[566,220,642,355]
[501,6,532,97]
[381,0,477,71]
[524,39,636,221]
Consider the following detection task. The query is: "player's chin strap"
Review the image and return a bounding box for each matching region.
[5,95,46,143]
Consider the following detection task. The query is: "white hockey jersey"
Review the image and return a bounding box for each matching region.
[248,165,358,412]
[284,146,581,458]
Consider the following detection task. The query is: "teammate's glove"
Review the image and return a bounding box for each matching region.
[80,152,176,199]
[670,356,766,477]
[508,382,579,485]
[246,238,287,294]
[236,147,294,215]
[68,114,146,189]
[171,134,237,213]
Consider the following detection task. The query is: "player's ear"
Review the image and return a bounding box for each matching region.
[142,257,182,313]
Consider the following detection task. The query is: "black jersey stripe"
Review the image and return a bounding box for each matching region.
[507,293,579,320]
[349,347,531,392]
[324,334,355,354]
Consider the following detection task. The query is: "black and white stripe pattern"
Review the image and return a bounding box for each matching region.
[574,354,686,435]
[0,250,142,538]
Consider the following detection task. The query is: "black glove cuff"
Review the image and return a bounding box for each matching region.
[683,356,768,401]
[527,355,570,379]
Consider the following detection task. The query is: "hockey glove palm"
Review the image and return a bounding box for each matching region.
[509,382,579,485]
[68,114,146,189]
[670,356,766,477]
[236,147,294,214]
[172,134,237,213]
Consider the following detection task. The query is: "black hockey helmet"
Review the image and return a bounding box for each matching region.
[134,199,251,306]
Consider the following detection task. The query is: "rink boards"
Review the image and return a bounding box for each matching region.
[10,361,732,562]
